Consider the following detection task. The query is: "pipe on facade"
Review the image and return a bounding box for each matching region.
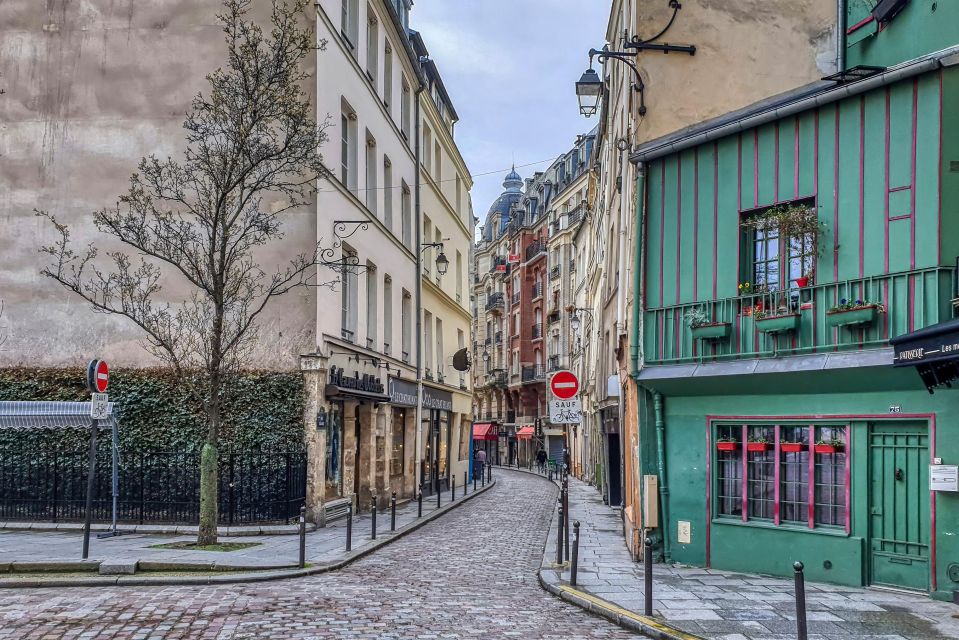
[836,0,846,74]
[629,56,943,165]
[629,166,646,378]
[413,80,426,493]
[653,391,670,563]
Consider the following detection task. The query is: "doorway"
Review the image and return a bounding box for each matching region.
[606,434,622,507]
[868,421,930,591]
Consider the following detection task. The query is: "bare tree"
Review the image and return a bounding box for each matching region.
[0,301,7,350]
[38,0,333,545]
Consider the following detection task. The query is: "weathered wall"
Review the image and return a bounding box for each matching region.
[0,1,317,369]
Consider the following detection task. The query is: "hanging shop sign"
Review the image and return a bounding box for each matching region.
[890,318,959,392]
[326,366,390,402]
[388,377,418,407]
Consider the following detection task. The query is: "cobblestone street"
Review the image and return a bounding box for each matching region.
[0,471,635,639]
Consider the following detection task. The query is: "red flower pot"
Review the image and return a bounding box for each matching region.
[796,277,810,288]
[716,442,739,452]
[780,443,805,453]
[746,442,772,453]
[814,444,844,454]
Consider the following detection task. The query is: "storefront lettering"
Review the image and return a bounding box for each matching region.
[329,366,385,395]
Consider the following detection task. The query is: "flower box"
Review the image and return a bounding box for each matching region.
[780,442,805,453]
[746,442,772,453]
[692,322,731,341]
[795,276,810,288]
[814,444,844,454]
[826,305,879,328]
[716,442,739,452]
[755,313,801,334]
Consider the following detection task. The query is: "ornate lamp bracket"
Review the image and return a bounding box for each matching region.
[319,220,371,275]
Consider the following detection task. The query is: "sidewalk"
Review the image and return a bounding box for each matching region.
[541,475,959,640]
[0,479,492,577]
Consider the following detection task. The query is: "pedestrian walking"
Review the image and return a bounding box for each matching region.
[536,448,547,474]
[474,448,486,480]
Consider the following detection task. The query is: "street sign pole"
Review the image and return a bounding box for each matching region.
[81,414,98,560]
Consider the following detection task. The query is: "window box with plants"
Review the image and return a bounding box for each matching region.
[814,439,845,455]
[746,437,772,453]
[780,441,805,453]
[687,307,731,341]
[716,437,739,452]
[826,299,884,329]
[754,307,801,334]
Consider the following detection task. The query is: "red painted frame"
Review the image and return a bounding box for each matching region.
[704,413,936,592]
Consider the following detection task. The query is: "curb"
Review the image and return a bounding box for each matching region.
[0,522,315,537]
[0,477,496,589]
[514,468,702,640]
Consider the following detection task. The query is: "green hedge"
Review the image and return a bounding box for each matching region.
[0,368,305,453]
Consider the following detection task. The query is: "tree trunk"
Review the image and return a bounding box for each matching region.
[198,442,219,545]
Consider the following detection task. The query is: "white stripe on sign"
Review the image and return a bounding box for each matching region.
[553,382,576,388]
[97,373,108,380]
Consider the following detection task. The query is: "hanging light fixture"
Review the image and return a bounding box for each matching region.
[575,67,603,117]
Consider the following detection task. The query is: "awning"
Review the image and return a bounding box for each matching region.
[0,401,117,430]
[472,423,498,441]
[516,426,535,440]
[890,318,959,393]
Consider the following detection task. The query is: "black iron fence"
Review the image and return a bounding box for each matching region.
[0,447,306,525]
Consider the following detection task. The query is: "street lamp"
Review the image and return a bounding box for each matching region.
[421,242,449,276]
[566,306,593,334]
[575,67,603,117]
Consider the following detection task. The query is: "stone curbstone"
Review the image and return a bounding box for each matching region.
[0,478,497,589]
[10,561,100,573]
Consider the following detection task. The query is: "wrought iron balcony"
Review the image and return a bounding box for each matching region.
[547,310,561,325]
[644,267,956,365]
[531,323,543,339]
[549,266,561,281]
[531,282,543,299]
[548,355,562,372]
[521,364,546,382]
[525,239,546,262]
[511,291,521,306]
[489,256,507,273]
[495,331,503,344]
[485,292,505,313]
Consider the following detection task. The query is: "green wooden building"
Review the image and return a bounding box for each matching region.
[629,2,959,600]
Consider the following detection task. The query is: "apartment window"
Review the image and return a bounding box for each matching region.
[383,275,392,355]
[365,9,378,83]
[714,423,848,530]
[401,290,412,362]
[741,200,817,291]
[383,157,393,230]
[390,408,405,476]
[340,101,357,194]
[365,132,377,214]
[435,318,444,381]
[383,42,393,108]
[365,262,377,349]
[401,181,412,248]
[423,126,432,169]
[455,251,463,302]
[434,141,442,183]
[340,247,358,342]
[424,311,434,377]
[455,175,462,216]
[401,78,411,140]
[341,0,359,51]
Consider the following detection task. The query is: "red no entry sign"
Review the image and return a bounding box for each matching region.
[87,359,109,393]
[550,370,579,400]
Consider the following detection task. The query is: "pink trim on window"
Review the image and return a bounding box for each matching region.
[846,14,874,34]
[833,104,840,280]
[931,414,938,591]
[859,97,865,278]
[705,425,712,568]
[808,425,815,528]
[844,425,851,534]
[741,424,748,522]
[774,424,781,526]
[910,79,918,270]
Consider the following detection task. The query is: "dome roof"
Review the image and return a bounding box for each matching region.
[482,168,525,241]
[503,165,523,192]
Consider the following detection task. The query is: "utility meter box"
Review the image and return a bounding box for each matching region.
[643,475,659,529]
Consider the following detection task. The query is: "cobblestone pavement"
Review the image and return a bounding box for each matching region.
[0,470,637,639]
[544,474,959,640]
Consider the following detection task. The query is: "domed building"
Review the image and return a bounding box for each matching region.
[480,167,524,243]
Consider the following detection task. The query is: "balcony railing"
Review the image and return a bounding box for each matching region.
[525,239,546,261]
[547,310,561,325]
[568,205,583,227]
[489,370,508,388]
[489,256,506,273]
[531,323,543,339]
[531,282,543,299]
[548,355,561,372]
[511,292,521,305]
[549,266,561,281]
[643,267,956,365]
[485,292,505,312]
[341,328,355,343]
[521,364,546,382]
[495,331,503,344]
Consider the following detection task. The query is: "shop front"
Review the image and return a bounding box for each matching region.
[600,406,622,507]
[472,422,498,468]
[386,377,418,500]
[420,385,454,497]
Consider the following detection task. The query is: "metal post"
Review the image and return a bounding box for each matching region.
[390,492,396,531]
[298,506,306,568]
[571,520,580,586]
[481,465,486,486]
[417,484,423,517]
[488,463,492,483]
[563,480,570,561]
[437,481,441,508]
[371,495,377,540]
[346,499,353,551]
[473,470,477,491]
[451,476,455,501]
[81,419,98,560]
[464,471,467,495]
[644,536,653,616]
[555,495,564,565]
[794,561,808,640]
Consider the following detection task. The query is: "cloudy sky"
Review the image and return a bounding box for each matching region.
[410,1,608,227]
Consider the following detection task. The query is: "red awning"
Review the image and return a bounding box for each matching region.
[472,423,497,440]
[516,426,535,440]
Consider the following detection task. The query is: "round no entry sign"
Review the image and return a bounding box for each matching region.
[87,359,109,393]
[549,370,579,400]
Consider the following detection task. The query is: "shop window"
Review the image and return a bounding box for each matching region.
[390,409,405,477]
[714,423,848,530]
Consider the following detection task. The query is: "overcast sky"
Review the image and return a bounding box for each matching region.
[410,1,608,227]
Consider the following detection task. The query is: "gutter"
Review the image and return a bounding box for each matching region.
[630,55,946,164]
[629,166,646,378]
[413,76,426,493]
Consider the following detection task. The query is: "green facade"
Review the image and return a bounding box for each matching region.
[637,65,959,600]
[846,0,959,69]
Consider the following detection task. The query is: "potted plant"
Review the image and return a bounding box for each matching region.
[687,307,731,341]
[826,299,885,328]
[716,436,739,452]
[746,436,772,453]
[795,269,813,289]
[814,438,845,454]
[780,441,805,453]
[754,306,801,334]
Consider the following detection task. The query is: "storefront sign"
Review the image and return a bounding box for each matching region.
[930,464,959,492]
[423,386,453,411]
[388,377,417,407]
[330,366,384,394]
[891,320,959,367]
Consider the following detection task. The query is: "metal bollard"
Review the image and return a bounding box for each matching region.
[298,506,306,568]
[570,520,580,586]
[794,562,808,640]
[555,496,564,565]
[371,495,377,540]
[390,491,396,531]
[451,476,456,501]
[644,536,653,616]
[488,463,492,483]
[473,469,477,491]
[437,482,442,508]
[481,466,486,486]
[563,481,570,561]
[417,484,423,518]
[464,471,468,495]
[346,499,353,551]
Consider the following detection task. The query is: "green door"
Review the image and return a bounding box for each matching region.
[868,422,930,591]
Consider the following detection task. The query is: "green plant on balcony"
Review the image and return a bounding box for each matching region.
[754,306,800,334]
[826,298,885,328]
[686,306,731,341]
[742,204,824,252]
[746,435,772,452]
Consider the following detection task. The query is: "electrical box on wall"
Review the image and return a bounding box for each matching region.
[643,475,659,529]
[678,521,691,545]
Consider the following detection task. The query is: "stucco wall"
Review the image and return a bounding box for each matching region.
[0,1,317,369]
